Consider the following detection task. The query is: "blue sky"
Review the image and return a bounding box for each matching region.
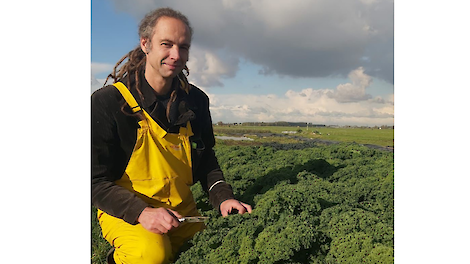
[91,0,394,126]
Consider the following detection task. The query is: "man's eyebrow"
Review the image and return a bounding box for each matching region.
[159,39,190,46]
[160,39,191,48]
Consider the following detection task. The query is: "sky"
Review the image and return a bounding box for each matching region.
[91,0,394,126]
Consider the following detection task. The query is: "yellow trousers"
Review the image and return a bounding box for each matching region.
[98,210,204,264]
[98,83,204,264]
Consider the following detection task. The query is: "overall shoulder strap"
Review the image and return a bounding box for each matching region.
[113,82,142,113]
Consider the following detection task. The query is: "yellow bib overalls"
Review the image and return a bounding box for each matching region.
[97,82,203,264]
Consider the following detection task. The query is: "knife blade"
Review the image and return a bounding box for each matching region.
[178,216,210,223]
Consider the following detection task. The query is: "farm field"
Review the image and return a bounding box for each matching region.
[213,125,394,148]
[92,131,394,263]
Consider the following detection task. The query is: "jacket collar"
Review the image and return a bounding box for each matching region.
[120,70,185,106]
[139,71,180,109]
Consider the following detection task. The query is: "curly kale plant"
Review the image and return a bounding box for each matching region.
[176,143,393,263]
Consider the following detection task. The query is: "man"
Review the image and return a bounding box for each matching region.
[92,7,252,264]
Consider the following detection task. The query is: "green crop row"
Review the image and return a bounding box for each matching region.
[174,143,394,263]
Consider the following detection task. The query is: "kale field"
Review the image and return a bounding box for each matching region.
[92,139,394,263]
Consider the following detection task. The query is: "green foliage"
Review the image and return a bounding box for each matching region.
[175,143,394,263]
[214,125,394,147]
[91,142,393,263]
[91,206,111,264]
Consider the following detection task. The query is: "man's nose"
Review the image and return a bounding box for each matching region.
[169,46,180,61]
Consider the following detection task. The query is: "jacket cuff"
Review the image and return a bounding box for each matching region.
[122,200,150,225]
[208,182,235,212]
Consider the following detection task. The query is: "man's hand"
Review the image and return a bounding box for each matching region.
[137,207,182,234]
[220,199,252,217]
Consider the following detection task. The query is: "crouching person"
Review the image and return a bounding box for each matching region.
[91,7,252,264]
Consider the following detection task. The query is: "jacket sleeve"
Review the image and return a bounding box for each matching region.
[91,87,150,224]
[193,89,235,210]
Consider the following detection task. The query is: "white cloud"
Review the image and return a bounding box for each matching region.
[205,68,393,126]
[111,0,394,84]
[186,46,239,87]
[91,75,107,93]
[327,67,373,103]
[91,62,118,93]
[91,62,115,76]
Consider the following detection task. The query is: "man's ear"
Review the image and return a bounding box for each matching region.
[140,38,149,54]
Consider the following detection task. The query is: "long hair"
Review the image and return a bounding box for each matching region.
[103,7,193,121]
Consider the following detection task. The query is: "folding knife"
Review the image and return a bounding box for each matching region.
[178,216,210,223]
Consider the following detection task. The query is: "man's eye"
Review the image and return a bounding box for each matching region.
[161,43,171,47]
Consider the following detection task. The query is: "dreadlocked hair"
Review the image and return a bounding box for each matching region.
[166,65,191,121]
[102,7,193,123]
[102,46,147,120]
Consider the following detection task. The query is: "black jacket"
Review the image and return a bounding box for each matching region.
[91,73,234,224]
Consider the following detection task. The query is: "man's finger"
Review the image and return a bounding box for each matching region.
[241,202,252,213]
[165,209,180,220]
[164,210,180,224]
[221,209,228,217]
[150,225,165,235]
[159,217,175,232]
[235,203,247,214]
[166,209,182,228]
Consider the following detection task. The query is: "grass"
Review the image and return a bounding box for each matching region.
[91,207,111,264]
[214,125,394,147]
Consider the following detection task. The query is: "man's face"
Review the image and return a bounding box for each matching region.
[142,16,191,80]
